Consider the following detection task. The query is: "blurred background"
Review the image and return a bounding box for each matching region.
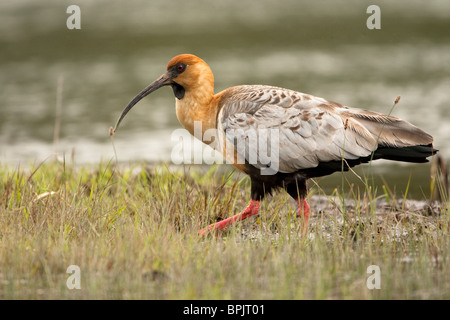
[0,0,449,196]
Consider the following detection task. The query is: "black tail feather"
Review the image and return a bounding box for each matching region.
[299,144,438,179]
[373,144,438,163]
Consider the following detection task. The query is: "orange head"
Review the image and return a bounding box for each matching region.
[165,54,214,99]
[114,54,214,131]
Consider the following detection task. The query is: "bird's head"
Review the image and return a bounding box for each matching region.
[113,54,214,132]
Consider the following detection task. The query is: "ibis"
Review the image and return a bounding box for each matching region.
[113,54,437,235]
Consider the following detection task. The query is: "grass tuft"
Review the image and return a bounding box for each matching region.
[0,160,448,299]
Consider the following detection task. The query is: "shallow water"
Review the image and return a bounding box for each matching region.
[1,1,449,192]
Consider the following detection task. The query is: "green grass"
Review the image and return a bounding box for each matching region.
[0,160,449,299]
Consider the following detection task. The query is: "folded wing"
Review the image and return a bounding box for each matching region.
[216,85,435,174]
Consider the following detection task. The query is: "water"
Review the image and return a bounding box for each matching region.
[1,0,449,176]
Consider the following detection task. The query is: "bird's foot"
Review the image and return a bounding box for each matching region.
[198,199,260,236]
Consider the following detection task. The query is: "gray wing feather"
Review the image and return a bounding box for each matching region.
[217,85,428,173]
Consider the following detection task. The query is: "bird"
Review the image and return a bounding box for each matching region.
[113,54,437,236]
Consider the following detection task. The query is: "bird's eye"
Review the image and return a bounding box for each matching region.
[177,64,185,72]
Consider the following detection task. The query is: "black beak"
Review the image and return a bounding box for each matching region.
[113,71,173,132]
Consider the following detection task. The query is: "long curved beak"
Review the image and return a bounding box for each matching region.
[113,71,173,132]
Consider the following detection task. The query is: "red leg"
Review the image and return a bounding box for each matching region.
[198,199,260,236]
[297,198,310,234]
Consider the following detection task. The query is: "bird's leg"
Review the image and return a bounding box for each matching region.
[198,199,260,236]
[296,198,310,234]
[286,180,309,234]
